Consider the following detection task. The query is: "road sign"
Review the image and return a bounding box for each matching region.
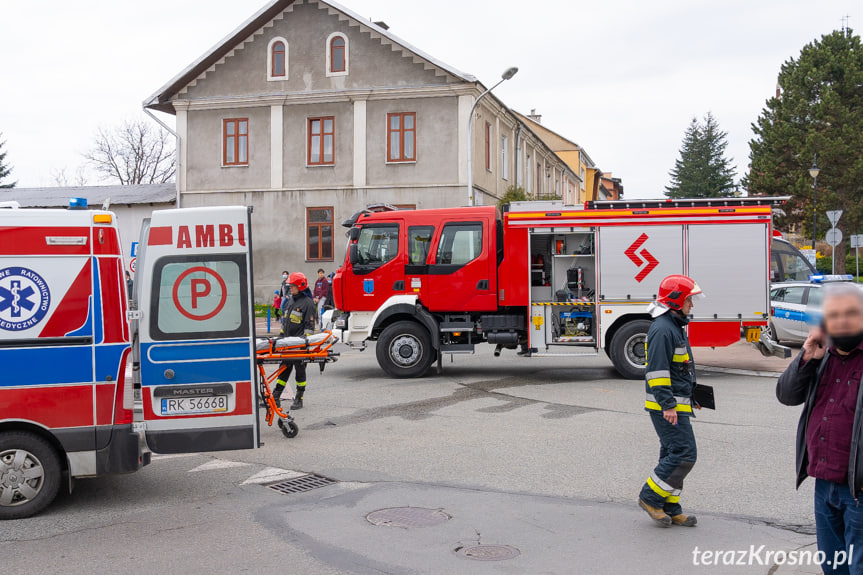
[129,257,136,273]
[172,266,227,321]
[826,228,844,246]
[852,235,863,249]
[827,210,844,226]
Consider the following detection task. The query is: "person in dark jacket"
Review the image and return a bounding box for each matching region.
[638,274,705,527]
[273,272,316,410]
[777,282,863,572]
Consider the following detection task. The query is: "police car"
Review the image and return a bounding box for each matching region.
[769,275,857,344]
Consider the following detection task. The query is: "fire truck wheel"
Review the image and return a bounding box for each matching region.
[376,320,434,378]
[609,319,651,380]
[0,432,62,520]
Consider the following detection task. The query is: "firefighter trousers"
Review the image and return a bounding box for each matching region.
[639,410,697,517]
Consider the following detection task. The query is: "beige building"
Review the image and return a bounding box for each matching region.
[145,0,577,300]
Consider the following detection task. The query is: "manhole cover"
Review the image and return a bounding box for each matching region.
[267,474,337,494]
[455,544,521,561]
[366,507,451,528]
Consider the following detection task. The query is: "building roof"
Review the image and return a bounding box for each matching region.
[514,111,596,169]
[144,0,477,114]
[0,183,176,208]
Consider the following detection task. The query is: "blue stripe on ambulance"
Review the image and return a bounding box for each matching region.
[140,339,252,386]
[95,343,131,383]
[66,295,93,338]
[92,259,103,344]
[0,346,95,387]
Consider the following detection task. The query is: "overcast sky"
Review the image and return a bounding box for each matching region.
[0,0,855,197]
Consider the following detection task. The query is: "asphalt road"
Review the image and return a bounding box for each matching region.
[3,343,823,574]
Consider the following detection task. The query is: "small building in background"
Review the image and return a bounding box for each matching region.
[0,183,175,274]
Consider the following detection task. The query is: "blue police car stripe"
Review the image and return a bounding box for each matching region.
[773,306,807,322]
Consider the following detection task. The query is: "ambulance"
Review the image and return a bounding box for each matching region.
[0,200,259,519]
[332,197,790,379]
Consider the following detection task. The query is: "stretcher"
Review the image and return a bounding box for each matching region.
[254,331,339,438]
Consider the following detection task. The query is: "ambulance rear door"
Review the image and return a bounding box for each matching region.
[136,206,259,453]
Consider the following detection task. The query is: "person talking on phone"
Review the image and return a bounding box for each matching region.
[777,282,863,573]
[638,275,705,527]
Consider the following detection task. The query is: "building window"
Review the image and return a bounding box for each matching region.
[326,32,349,76]
[484,122,492,172]
[387,112,416,163]
[223,118,248,166]
[526,154,531,194]
[537,162,542,197]
[267,37,288,80]
[308,117,335,166]
[501,135,509,180]
[307,207,333,261]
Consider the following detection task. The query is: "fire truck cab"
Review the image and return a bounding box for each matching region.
[0,201,259,519]
[333,197,786,379]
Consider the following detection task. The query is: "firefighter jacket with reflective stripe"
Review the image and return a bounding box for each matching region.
[644,310,695,415]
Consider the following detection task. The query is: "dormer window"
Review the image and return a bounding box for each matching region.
[267,37,288,81]
[326,32,349,77]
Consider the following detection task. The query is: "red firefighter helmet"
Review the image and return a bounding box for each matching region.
[657,275,704,310]
[287,272,309,292]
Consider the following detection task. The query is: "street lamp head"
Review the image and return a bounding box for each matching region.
[809,163,820,179]
[501,67,519,81]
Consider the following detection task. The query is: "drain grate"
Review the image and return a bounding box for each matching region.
[266,474,337,494]
[366,507,451,528]
[455,544,521,561]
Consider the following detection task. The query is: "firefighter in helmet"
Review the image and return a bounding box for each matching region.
[274,272,317,410]
[638,274,705,527]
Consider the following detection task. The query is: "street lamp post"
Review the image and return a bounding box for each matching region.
[810,154,820,251]
[466,67,518,206]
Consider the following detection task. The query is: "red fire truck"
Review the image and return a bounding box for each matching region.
[332,197,789,379]
[0,200,260,519]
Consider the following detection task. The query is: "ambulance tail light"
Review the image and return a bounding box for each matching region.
[114,348,134,425]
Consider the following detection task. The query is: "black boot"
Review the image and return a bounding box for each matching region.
[291,385,305,410]
[272,382,286,408]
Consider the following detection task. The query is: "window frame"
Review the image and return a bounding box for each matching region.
[307,116,336,166]
[434,221,484,268]
[306,206,334,262]
[222,118,249,167]
[386,112,417,164]
[267,37,288,81]
[326,32,349,77]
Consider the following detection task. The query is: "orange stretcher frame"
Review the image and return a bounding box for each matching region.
[255,331,339,437]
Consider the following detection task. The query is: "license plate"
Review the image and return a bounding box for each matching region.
[161,396,228,415]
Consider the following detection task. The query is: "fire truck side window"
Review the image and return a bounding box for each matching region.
[150,255,250,340]
[408,226,434,265]
[436,222,483,266]
[355,224,400,268]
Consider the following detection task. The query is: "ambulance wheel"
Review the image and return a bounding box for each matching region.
[0,431,62,519]
[609,319,651,380]
[278,419,299,438]
[377,321,434,378]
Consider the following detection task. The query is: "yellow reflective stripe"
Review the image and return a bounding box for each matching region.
[645,401,693,413]
[647,477,671,498]
[666,495,680,504]
[648,378,672,387]
[672,353,690,362]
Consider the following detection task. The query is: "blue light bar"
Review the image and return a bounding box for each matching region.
[68,197,88,210]
[810,274,854,283]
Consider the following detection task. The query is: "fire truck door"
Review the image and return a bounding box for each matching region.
[426,219,497,312]
[598,226,684,300]
[136,207,258,454]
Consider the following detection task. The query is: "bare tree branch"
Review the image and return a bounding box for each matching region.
[85,119,175,185]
